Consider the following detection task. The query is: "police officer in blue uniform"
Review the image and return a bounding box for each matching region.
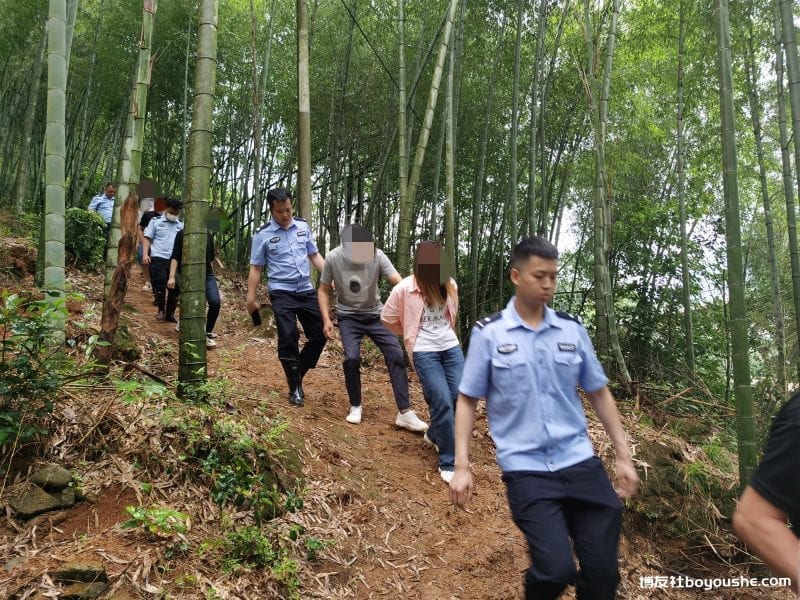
[449,236,639,600]
[142,197,184,322]
[247,187,326,406]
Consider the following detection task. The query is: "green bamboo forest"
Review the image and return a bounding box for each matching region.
[1,0,799,598]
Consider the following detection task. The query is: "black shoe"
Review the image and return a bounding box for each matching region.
[289,387,304,407]
[165,315,178,323]
[156,310,165,321]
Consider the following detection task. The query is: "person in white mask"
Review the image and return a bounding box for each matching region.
[142,197,184,322]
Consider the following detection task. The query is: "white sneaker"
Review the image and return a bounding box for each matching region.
[439,469,454,484]
[142,282,152,291]
[206,332,218,339]
[206,335,217,349]
[175,320,180,332]
[395,410,428,432]
[423,432,439,452]
[345,405,362,424]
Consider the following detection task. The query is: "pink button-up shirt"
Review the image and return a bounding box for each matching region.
[381,275,459,367]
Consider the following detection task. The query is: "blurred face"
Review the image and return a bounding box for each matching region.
[510,255,557,310]
[105,185,116,198]
[270,199,293,228]
[343,241,374,264]
[415,243,451,285]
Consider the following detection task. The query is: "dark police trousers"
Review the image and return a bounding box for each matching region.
[150,257,179,318]
[269,289,326,376]
[503,456,623,600]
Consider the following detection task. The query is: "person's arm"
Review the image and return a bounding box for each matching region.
[386,271,402,286]
[586,386,639,499]
[88,197,99,213]
[142,237,152,265]
[318,282,335,339]
[733,486,800,592]
[167,258,178,289]
[246,265,264,314]
[449,393,478,507]
[309,251,325,273]
[380,284,404,334]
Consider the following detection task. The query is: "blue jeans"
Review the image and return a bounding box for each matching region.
[206,274,221,333]
[412,346,464,470]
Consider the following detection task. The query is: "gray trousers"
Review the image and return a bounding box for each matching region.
[338,313,410,410]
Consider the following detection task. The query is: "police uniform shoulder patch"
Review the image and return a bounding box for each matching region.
[475,312,502,329]
[556,310,582,325]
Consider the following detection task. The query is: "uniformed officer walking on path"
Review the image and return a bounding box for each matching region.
[449,236,639,600]
[247,187,326,407]
[142,197,184,323]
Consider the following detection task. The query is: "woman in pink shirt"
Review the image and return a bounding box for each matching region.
[382,241,463,483]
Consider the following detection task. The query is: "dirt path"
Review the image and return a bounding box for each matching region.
[125,267,532,599]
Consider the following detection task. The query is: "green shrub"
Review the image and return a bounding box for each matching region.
[65,207,106,269]
[123,505,190,537]
[221,526,277,570]
[0,292,65,445]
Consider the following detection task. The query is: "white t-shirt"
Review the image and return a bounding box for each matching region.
[413,304,459,352]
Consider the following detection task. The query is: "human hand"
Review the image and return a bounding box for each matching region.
[614,456,639,499]
[449,467,473,507]
[142,254,151,265]
[246,297,259,315]
[167,277,175,289]
[323,321,335,340]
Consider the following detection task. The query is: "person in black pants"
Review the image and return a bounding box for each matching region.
[168,228,222,348]
[733,394,800,593]
[450,236,639,600]
[246,188,326,406]
[142,197,183,322]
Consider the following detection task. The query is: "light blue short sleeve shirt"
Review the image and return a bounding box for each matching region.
[88,194,114,224]
[143,215,184,259]
[249,218,318,292]
[459,298,609,473]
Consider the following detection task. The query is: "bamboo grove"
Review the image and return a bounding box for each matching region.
[4,0,800,483]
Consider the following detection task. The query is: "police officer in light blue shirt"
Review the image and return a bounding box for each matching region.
[143,197,184,322]
[246,187,326,407]
[449,236,639,600]
[88,183,116,224]
[88,183,116,245]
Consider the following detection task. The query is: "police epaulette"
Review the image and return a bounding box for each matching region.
[556,310,582,325]
[256,222,271,233]
[294,216,307,222]
[475,312,502,329]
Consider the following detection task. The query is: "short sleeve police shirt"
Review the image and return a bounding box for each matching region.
[249,217,318,292]
[143,215,184,260]
[749,395,800,536]
[459,299,609,473]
